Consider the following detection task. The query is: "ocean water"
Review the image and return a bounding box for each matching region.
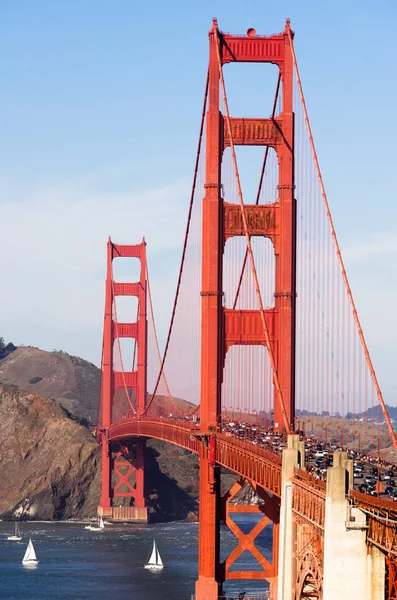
[0,517,271,600]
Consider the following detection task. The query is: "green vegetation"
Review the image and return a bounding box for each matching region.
[0,337,16,360]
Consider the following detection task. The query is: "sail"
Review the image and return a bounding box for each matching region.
[155,545,163,567]
[148,540,157,565]
[23,539,37,562]
[99,516,105,529]
[15,523,21,537]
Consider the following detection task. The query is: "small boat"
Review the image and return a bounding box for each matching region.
[85,515,105,531]
[144,539,163,570]
[22,538,38,566]
[7,522,22,541]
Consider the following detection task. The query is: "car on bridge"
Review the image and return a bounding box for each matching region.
[364,476,376,485]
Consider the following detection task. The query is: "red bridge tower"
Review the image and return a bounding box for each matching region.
[98,238,148,523]
[196,20,296,599]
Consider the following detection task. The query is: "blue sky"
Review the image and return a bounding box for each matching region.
[1,1,397,403]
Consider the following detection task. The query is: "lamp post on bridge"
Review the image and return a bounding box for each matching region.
[352,429,361,454]
[368,434,381,464]
[252,409,258,444]
[336,425,344,448]
[369,434,382,495]
[234,407,241,441]
[323,421,329,445]
[221,404,227,430]
[243,408,249,442]
[228,405,234,423]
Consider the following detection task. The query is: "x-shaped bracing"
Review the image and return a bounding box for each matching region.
[221,478,278,581]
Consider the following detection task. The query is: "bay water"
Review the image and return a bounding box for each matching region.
[0,516,271,600]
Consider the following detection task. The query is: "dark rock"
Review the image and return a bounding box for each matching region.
[0,383,101,520]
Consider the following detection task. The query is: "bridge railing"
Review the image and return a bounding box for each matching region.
[350,489,397,555]
[191,594,269,600]
[292,468,326,531]
[107,417,200,453]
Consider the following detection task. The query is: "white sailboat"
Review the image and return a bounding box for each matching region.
[144,539,163,570]
[22,538,38,566]
[85,515,105,531]
[7,522,22,541]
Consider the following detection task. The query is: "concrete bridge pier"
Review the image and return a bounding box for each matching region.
[322,453,385,600]
[277,435,305,600]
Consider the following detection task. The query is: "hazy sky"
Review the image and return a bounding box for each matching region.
[1,1,397,403]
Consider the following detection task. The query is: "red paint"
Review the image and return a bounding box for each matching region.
[209,436,216,468]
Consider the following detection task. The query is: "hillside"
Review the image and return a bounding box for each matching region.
[0,344,197,424]
[0,383,101,519]
[0,382,206,521]
[0,383,214,521]
[0,341,246,521]
[0,346,99,423]
[296,404,397,424]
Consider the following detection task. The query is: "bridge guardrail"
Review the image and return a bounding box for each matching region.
[107,417,283,496]
[350,489,397,555]
[292,468,326,531]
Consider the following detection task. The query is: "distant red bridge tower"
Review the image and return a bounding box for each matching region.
[98,238,148,523]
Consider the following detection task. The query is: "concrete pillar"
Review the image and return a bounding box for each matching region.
[277,434,300,600]
[296,440,306,470]
[366,545,386,600]
[322,452,384,600]
[342,456,353,490]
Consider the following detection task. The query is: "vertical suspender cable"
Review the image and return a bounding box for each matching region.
[111,275,137,415]
[149,69,209,405]
[288,29,397,454]
[232,73,282,309]
[142,266,200,417]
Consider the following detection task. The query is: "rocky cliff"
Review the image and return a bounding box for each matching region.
[0,384,101,519]
[0,382,259,521]
[0,342,257,521]
[0,384,206,521]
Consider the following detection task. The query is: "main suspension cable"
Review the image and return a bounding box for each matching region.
[288,28,397,455]
[138,265,200,418]
[149,68,209,407]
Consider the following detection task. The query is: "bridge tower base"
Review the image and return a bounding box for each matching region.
[278,435,304,600]
[322,454,385,600]
[98,506,149,524]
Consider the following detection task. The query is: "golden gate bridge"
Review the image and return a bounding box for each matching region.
[95,19,397,600]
